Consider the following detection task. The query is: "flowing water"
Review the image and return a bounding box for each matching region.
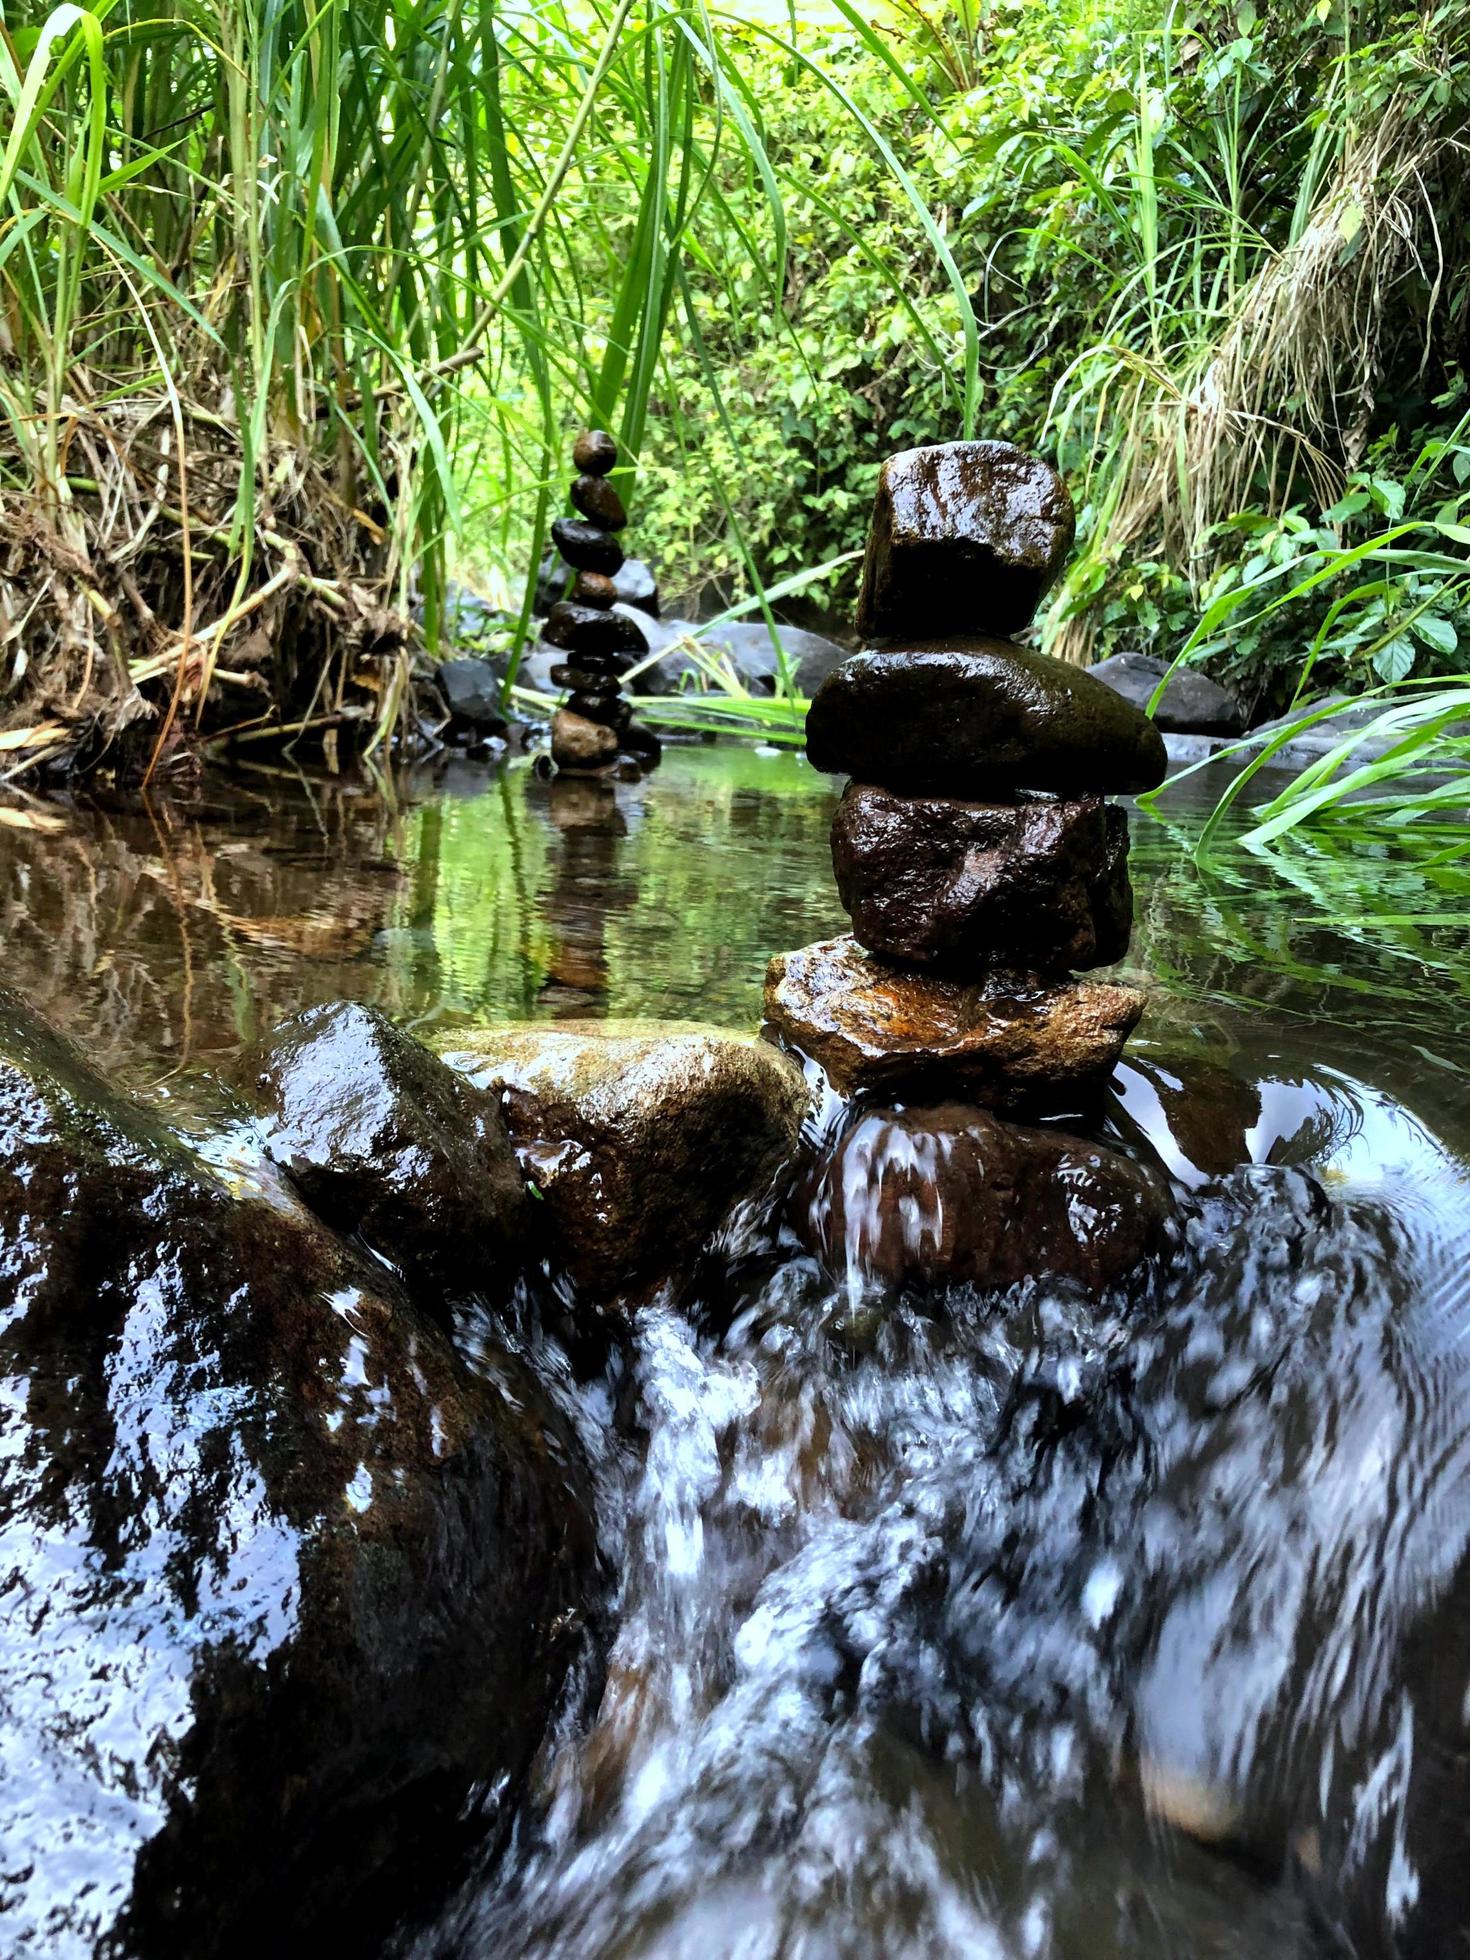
[4,743,1470,1957]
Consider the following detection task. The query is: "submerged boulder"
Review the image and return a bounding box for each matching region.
[830,783,1132,973]
[250,1000,529,1293]
[800,1100,1172,1292]
[764,934,1144,1105]
[805,644,1169,798]
[856,441,1076,641]
[435,1022,810,1299]
[0,988,600,1956]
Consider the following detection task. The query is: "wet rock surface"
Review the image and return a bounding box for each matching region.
[250,1000,529,1292]
[436,654,507,735]
[571,569,619,611]
[571,473,628,531]
[436,1022,810,1298]
[764,934,1144,1104]
[799,1100,1173,1292]
[1089,649,1245,736]
[806,643,1169,797]
[572,427,619,476]
[551,517,624,577]
[831,782,1132,972]
[544,601,646,658]
[856,440,1076,642]
[552,706,621,772]
[0,987,600,1956]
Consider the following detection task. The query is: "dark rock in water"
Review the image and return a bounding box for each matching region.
[572,570,618,611]
[552,707,620,771]
[1089,649,1245,736]
[251,1001,529,1292]
[0,989,599,1955]
[618,720,663,766]
[571,473,628,532]
[612,557,660,618]
[764,934,1144,1104]
[552,517,624,577]
[551,660,628,693]
[567,689,631,731]
[800,1100,1171,1292]
[856,441,1076,642]
[435,1024,810,1299]
[544,601,645,659]
[436,654,507,733]
[573,428,618,477]
[831,784,1132,973]
[805,643,1168,797]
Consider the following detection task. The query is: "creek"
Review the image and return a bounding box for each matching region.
[3,744,1469,1957]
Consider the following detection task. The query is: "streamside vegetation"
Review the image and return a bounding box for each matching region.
[1,0,1467,823]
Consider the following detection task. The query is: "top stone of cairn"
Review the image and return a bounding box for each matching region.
[856,440,1075,642]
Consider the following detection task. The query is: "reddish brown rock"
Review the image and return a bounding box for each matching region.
[571,473,628,532]
[572,570,619,610]
[552,517,624,577]
[573,428,619,476]
[805,643,1167,798]
[799,1101,1171,1291]
[831,783,1132,973]
[551,708,619,772]
[763,934,1143,1105]
[856,440,1076,641]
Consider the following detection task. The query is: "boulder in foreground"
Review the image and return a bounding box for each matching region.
[764,934,1144,1104]
[435,1021,810,1299]
[805,643,1168,798]
[0,988,599,1956]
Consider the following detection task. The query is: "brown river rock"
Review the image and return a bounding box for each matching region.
[806,643,1168,798]
[800,1100,1172,1292]
[571,472,628,532]
[552,707,620,771]
[572,427,618,476]
[856,440,1076,641]
[544,600,645,659]
[764,934,1144,1104]
[434,1022,810,1298]
[551,516,624,577]
[831,782,1132,973]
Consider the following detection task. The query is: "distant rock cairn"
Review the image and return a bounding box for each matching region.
[765,439,1168,1104]
[545,429,661,773]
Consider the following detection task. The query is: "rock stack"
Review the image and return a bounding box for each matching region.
[545,429,661,773]
[765,439,1167,1108]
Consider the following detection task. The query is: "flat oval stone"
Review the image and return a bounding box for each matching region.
[831,783,1132,973]
[567,689,631,730]
[552,517,624,577]
[763,933,1144,1104]
[805,642,1167,797]
[543,601,644,658]
[857,440,1075,640]
[571,571,619,610]
[551,706,619,771]
[550,661,627,693]
[573,428,618,476]
[571,473,627,531]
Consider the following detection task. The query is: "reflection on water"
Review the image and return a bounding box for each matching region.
[5,748,1470,1956]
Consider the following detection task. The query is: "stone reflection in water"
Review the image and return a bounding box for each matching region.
[534,773,637,1016]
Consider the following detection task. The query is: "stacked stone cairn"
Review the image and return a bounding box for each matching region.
[765,439,1168,1108]
[545,429,661,773]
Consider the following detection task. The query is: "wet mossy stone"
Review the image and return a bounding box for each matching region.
[544,600,645,659]
[764,934,1144,1105]
[805,642,1168,798]
[831,783,1132,973]
[571,473,628,532]
[856,440,1076,641]
[798,1100,1172,1293]
[0,986,601,1956]
[434,1023,810,1301]
[552,516,625,577]
[572,427,618,476]
[250,1000,529,1294]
